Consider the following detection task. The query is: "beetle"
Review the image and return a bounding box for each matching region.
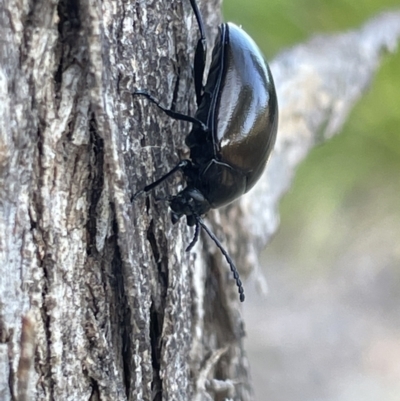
[133,0,278,302]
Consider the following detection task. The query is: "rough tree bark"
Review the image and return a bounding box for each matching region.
[0,0,399,398]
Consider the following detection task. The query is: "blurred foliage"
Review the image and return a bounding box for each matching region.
[223,0,400,268]
[223,0,400,55]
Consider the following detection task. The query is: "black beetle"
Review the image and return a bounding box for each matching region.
[133,0,278,302]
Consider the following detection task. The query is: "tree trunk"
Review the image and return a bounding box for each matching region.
[1,0,399,398]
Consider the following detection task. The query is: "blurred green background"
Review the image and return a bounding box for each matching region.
[223,1,400,400]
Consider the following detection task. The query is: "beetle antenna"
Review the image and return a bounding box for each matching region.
[196,217,245,302]
[186,219,201,252]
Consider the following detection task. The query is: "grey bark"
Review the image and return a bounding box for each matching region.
[0,0,399,398]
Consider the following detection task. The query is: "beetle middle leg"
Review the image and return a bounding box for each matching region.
[133,91,208,131]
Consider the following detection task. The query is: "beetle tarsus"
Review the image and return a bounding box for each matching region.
[131,189,144,202]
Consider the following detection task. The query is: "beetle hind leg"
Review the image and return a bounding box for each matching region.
[131,159,192,201]
[189,0,207,106]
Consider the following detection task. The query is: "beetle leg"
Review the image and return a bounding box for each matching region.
[189,0,207,106]
[134,90,208,131]
[196,217,245,302]
[185,218,200,252]
[131,160,192,201]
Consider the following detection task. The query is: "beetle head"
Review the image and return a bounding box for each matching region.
[169,187,211,226]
